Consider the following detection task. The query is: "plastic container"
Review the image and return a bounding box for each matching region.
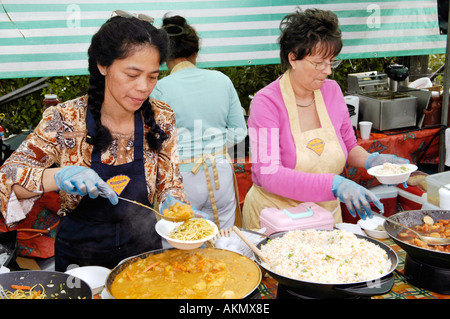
[260,202,334,235]
[439,185,450,209]
[426,171,450,207]
[421,193,440,210]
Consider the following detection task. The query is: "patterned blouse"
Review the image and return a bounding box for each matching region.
[0,95,186,225]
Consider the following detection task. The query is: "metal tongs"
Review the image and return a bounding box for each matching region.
[373,211,450,246]
[118,196,193,223]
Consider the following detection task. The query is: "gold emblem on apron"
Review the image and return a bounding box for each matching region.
[306,138,325,156]
[107,175,131,195]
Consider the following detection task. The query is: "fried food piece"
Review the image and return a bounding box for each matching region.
[163,202,194,220]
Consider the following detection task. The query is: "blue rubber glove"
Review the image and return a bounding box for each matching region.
[54,166,118,205]
[364,152,409,170]
[160,195,210,220]
[332,175,384,220]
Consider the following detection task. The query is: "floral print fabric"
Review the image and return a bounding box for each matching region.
[0,95,185,225]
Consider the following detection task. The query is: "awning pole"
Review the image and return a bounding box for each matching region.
[438,4,450,172]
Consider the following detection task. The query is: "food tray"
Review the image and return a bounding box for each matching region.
[426,171,450,207]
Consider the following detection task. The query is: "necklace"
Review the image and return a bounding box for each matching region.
[296,98,315,108]
[112,133,134,151]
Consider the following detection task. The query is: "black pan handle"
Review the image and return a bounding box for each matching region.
[332,274,394,297]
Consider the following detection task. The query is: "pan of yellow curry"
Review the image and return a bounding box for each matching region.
[106,247,262,299]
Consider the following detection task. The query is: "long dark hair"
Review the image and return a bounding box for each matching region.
[278,8,342,71]
[87,15,169,151]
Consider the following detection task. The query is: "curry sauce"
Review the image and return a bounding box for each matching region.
[110,248,261,299]
[398,219,450,252]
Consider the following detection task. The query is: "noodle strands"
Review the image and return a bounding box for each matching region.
[6,284,46,299]
[169,218,215,241]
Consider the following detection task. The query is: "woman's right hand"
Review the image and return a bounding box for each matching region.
[331,175,383,220]
[54,166,118,205]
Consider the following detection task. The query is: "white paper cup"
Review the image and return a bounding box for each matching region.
[359,121,372,139]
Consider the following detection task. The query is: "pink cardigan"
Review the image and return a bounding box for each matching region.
[248,77,358,203]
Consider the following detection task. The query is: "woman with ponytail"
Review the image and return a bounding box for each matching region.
[0,11,187,271]
[151,15,247,230]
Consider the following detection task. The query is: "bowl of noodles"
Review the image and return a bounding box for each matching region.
[155,218,218,250]
[367,163,417,185]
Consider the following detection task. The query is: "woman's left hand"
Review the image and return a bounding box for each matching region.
[332,175,383,220]
[364,152,409,170]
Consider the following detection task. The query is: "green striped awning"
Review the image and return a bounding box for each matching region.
[0,0,446,79]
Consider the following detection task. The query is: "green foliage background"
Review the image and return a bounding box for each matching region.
[0,75,89,136]
[0,55,445,137]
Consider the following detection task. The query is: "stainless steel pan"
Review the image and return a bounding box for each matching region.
[383,210,450,268]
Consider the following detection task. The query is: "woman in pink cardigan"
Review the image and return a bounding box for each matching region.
[242,8,408,229]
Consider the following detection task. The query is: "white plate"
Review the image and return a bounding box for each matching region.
[155,218,218,250]
[367,163,417,185]
[65,266,110,295]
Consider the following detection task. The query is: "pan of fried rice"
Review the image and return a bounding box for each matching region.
[256,229,398,298]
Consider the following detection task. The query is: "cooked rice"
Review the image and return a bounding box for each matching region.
[260,229,392,284]
[374,163,409,175]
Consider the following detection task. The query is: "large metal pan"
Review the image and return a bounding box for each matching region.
[383,210,450,268]
[106,247,262,299]
[0,270,93,299]
[255,231,398,299]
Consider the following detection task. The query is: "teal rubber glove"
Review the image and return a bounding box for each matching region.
[332,175,384,220]
[54,166,118,205]
[364,152,409,170]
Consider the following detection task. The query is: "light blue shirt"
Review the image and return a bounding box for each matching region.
[151,62,247,171]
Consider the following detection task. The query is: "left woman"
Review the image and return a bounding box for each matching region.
[0,11,186,271]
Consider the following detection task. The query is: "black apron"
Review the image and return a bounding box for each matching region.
[55,111,161,271]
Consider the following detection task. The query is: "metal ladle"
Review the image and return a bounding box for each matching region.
[372,212,450,246]
[118,196,193,223]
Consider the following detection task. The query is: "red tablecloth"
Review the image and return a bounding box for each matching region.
[346,126,441,188]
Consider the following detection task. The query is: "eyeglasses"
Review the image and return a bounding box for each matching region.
[111,10,154,24]
[304,58,342,71]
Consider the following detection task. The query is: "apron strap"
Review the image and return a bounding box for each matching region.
[178,146,242,229]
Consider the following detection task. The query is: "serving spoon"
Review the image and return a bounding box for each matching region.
[372,211,450,246]
[118,196,192,223]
